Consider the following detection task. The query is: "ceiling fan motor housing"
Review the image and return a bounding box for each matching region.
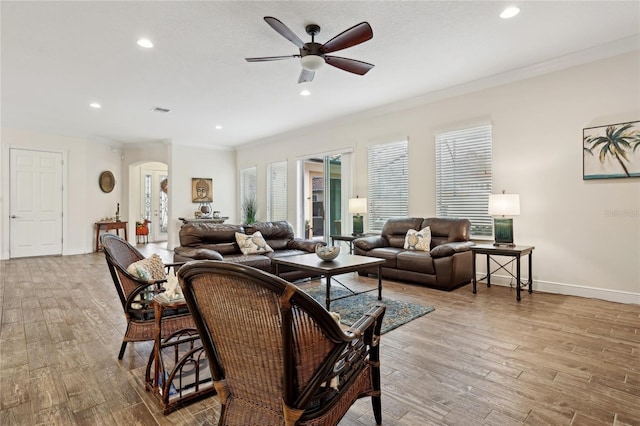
[300,42,325,70]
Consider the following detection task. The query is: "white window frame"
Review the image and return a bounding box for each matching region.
[240,166,257,221]
[367,139,409,233]
[267,161,287,221]
[435,124,493,237]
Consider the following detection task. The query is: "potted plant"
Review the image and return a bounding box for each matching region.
[242,196,257,224]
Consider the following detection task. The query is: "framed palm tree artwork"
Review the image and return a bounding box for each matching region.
[583,120,640,180]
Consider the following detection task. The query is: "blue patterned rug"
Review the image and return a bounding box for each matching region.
[303,284,435,334]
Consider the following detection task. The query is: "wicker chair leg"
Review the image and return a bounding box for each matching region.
[372,395,382,425]
[118,341,128,360]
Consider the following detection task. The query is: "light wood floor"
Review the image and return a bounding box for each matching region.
[1,244,639,425]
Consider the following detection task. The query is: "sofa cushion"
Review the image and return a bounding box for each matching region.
[235,231,274,255]
[423,218,471,246]
[382,218,425,248]
[397,251,435,274]
[403,227,431,251]
[221,254,271,271]
[173,247,224,261]
[366,247,404,269]
[179,223,245,247]
[245,221,294,251]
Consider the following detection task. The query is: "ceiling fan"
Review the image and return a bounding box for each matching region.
[245,16,374,83]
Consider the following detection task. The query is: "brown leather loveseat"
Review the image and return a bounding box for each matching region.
[174,221,321,281]
[353,217,474,290]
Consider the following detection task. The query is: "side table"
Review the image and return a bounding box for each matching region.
[95,221,128,252]
[471,244,535,302]
[330,234,377,254]
[145,295,215,414]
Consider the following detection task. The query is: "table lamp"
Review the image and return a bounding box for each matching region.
[348,196,367,236]
[488,191,520,246]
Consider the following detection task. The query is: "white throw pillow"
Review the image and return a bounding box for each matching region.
[126,254,166,281]
[403,227,431,251]
[235,231,274,255]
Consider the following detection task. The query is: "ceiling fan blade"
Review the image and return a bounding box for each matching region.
[325,56,374,75]
[264,16,305,49]
[245,55,298,62]
[322,22,373,54]
[298,69,315,83]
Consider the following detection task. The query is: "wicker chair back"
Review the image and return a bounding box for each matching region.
[179,260,386,425]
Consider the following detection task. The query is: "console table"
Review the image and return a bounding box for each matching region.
[179,217,228,225]
[471,244,535,302]
[95,221,127,252]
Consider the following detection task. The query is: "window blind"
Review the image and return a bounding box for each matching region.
[435,125,493,237]
[367,140,409,232]
[267,161,287,221]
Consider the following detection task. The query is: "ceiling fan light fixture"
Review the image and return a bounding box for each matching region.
[300,55,324,71]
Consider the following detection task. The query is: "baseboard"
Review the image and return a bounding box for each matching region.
[63,248,91,256]
[476,273,640,305]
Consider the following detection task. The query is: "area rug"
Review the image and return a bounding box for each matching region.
[303,284,435,334]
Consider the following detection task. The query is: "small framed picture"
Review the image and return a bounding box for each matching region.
[192,178,213,202]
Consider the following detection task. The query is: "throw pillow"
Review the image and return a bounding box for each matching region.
[127,254,166,281]
[403,227,431,251]
[235,231,274,255]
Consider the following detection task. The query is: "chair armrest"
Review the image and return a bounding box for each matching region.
[345,303,386,342]
[430,241,474,258]
[353,236,387,251]
[287,238,324,253]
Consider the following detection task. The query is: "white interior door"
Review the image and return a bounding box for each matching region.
[10,149,63,258]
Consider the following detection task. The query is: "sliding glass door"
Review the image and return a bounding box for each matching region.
[299,153,347,241]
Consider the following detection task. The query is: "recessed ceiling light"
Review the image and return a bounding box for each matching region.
[89,102,101,109]
[215,125,223,130]
[137,38,154,48]
[500,6,520,19]
[300,90,311,96]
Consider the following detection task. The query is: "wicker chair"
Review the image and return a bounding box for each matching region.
[178,260,386,425]
[101,233,194,359]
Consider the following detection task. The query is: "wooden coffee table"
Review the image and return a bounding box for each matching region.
[272,253,385,310]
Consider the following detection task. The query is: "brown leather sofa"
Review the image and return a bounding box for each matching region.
[174,221,322,281]
[353,217,474,290]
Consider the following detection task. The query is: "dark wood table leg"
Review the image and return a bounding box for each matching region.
[377,264,382,300]
[528,251,533,294]
[472,251,477,294]
[486,254,491,287]
[516,254,521,302]
[325,274,331,310]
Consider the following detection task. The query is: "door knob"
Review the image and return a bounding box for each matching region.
[10,215,18,219]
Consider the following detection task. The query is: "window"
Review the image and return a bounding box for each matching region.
[367,140,409,232]
[435,124,493,237]
[240,167,257,221]
[267,161,287,221]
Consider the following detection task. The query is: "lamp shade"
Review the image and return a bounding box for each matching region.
[348,197,367,214]
[488,193,520,216]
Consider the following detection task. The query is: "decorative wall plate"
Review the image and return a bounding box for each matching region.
[99,171,116,193]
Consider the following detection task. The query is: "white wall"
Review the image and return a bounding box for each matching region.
[236,51,640,303]
[168,144,236,249]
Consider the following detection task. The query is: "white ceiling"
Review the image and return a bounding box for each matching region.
[2,1,639,149]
